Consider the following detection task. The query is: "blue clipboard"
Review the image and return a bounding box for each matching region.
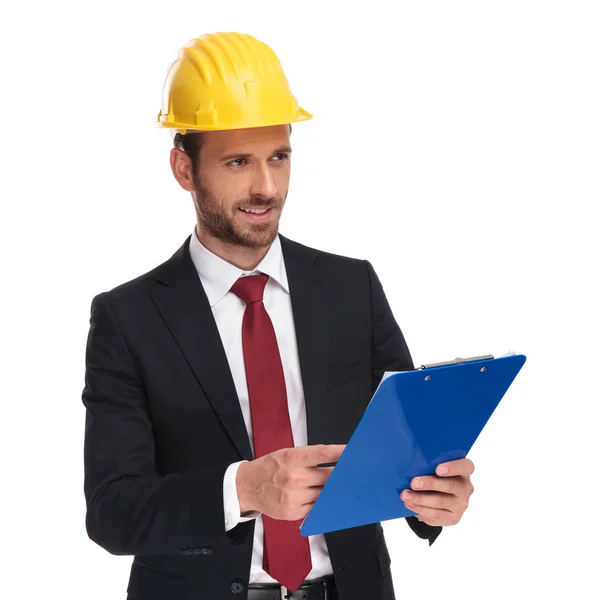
[300,353,526,537]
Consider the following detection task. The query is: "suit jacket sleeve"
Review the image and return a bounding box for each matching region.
[82,292,239,556]
[365,260,442,546]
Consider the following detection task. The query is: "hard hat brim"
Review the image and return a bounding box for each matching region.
[156,107,313,134]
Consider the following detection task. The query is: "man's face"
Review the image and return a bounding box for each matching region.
[192,125,291,249]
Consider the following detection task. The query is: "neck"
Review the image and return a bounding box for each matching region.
[196,225,272,271]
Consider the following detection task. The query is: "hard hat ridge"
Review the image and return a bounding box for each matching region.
[157,32,312,133]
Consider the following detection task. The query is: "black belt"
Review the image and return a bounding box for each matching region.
[248,576,338,600]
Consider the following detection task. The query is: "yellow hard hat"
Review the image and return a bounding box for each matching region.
[157,32,312,133]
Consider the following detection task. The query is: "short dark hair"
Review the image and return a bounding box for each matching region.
[173,132,204,175]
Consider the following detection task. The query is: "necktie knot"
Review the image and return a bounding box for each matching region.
[230,274,269,305]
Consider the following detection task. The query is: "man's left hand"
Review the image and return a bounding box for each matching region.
[400,458,475,527]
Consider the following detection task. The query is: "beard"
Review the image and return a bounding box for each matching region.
[193,175,285,250]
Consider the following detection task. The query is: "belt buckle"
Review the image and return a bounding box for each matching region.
[280,585,289,600]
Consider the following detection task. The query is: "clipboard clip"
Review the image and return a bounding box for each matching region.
[419,354,494,370]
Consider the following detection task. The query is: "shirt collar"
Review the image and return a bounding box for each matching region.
[189,228,290,307]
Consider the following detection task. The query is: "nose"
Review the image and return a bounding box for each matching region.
[250,163,277,199]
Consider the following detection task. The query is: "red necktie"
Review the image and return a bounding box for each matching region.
[231,274,312,591]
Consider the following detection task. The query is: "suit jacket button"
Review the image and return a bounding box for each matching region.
[231,581,245,595]
[199,547,213,555]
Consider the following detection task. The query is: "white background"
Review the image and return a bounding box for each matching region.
[1,1,598,598]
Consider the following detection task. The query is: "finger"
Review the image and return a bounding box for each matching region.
[298,487,321,506]
[435,458,475,478]
[409,475,461,494]
[278,487,320,515]
[317,444,346,464]
[401,491,457,511]
[405,503,458,526]
[306,466,334,487]
[407,505,444,527]
[271,487,321,521]
[290,444,346,467]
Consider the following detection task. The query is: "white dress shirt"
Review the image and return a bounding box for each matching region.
[189,228,334,584]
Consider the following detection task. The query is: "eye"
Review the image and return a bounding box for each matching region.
[271,153,290,162]
[228,158,247,168]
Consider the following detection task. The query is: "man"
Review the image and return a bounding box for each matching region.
[82,32,475,600]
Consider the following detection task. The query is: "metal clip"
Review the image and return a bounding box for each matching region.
[280,585,289,600]
[420,354,494,369]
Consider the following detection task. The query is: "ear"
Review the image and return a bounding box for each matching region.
[170,148,195,192]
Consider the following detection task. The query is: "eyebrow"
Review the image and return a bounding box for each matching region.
[220,146,292,162]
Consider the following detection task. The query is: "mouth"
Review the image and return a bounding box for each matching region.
[237,206,276,222]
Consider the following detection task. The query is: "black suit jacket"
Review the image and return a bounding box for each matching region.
[82,234,441,600]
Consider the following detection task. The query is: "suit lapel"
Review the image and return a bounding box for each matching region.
[149,233,332,457]
[280,235,331,446]
[150,236,254,461]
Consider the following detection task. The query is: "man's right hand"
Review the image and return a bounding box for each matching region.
[236,444,346,521]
